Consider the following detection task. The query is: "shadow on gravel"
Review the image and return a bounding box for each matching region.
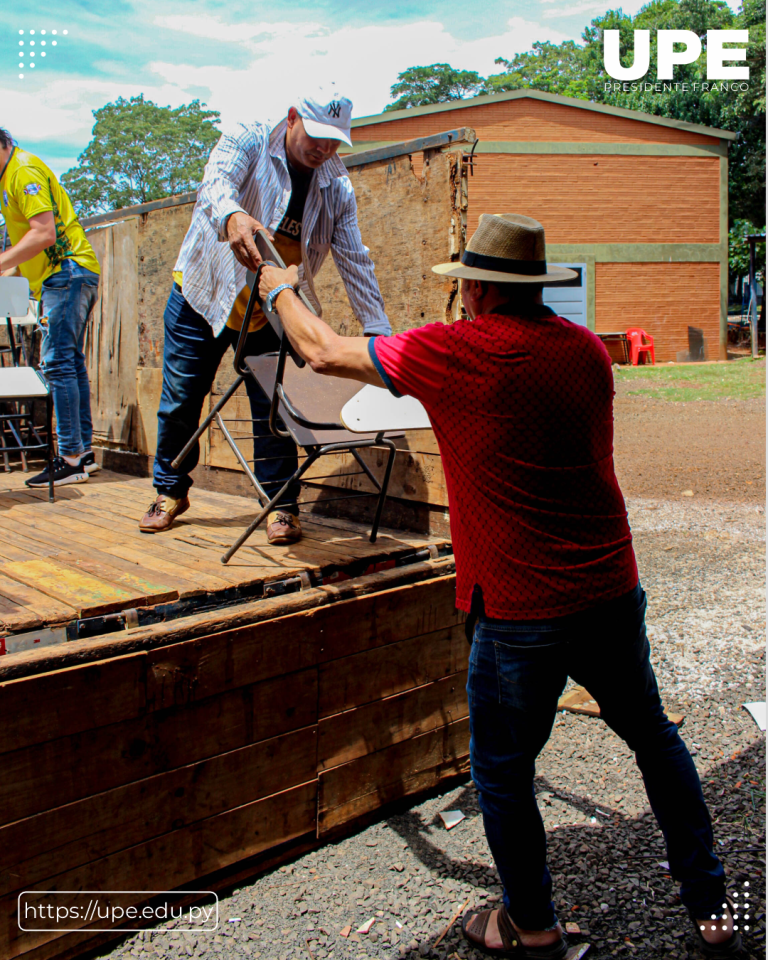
[386,741,765,960]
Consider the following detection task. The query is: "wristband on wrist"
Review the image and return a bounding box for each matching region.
[265,283,294,313]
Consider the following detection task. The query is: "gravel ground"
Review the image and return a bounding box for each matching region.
[100,497,765,960]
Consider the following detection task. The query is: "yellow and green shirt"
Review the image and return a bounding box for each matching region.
[0,147,100,298]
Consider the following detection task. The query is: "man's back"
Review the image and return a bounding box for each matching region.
[372,307,638,619]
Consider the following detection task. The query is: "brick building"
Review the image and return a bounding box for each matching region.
[347,89,735,362]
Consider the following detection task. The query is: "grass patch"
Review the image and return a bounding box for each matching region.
[615,357,765,402]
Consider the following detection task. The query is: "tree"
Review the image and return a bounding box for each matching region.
[729,219,766,280]
[61,95,221,216]
[482,42,593,99]
[385,64,485,111]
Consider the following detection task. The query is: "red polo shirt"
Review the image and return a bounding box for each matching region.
[369,307,638,620]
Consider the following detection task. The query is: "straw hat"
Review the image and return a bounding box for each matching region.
[432,213,577,285]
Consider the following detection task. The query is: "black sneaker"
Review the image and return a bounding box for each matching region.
[81,451,100,474]
[26,456,89,488]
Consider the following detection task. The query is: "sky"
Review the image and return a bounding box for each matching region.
[1,0,743,180]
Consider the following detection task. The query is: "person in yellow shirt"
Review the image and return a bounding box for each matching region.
[0,127,101,487]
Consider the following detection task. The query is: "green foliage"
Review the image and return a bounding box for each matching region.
[483,42,592,99]
[61,95,220,216]
[384,64,485,111]
[729,219,766,277]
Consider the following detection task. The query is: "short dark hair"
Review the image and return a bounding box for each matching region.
[0,128,14,150]
[491,281,545,301]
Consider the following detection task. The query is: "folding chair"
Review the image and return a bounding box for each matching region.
[172,232,404,564]
[0,277,55,501]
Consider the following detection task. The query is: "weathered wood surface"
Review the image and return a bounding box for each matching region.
[1,565,466,960]
[0,469,449,637]
[318,717,470,834]
[84,219,139,449]
[313,150,463,335]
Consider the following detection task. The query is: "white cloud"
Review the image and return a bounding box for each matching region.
[147,17,574,128]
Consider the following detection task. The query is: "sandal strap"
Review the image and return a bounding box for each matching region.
[496,906,523,951]
[464,908,492,942]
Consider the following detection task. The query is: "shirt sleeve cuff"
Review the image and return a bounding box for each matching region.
[216,204,247,241]
[361,316,392,337]
[368,337,402,398]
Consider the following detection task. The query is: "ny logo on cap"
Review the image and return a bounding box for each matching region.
[328,101,341,118]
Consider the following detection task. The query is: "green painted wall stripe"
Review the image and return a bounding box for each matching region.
[546,243,722,262]
[344,140,727,158]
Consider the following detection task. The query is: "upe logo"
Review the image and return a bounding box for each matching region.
[604,30,749,80]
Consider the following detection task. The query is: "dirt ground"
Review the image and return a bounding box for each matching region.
[613,391,766,505]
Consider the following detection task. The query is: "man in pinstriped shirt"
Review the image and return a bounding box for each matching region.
[139,90,391,542]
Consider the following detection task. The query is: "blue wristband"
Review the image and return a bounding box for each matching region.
[265,283,294,313]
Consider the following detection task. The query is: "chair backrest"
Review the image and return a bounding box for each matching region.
[0,276,31,319]
[626,327,652,345]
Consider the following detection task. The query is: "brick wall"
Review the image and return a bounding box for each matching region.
[465,154,720,243]
[595,262,721,362]
[353,97,721,146]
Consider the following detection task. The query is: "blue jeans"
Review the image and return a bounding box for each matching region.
[467,583,725,930]
[39,259,100,457]
[153,286,300,507]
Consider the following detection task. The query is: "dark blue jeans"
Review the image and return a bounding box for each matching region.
[39,259,100,457]
[153,286,300,508]
[467,583,725,931]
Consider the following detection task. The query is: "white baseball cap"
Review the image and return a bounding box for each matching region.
[295,92,353,146]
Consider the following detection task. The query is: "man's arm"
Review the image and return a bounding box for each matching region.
[196,124,271,271]
[259,264,385,386]
[0,211,56,272]
[329,181,391,337]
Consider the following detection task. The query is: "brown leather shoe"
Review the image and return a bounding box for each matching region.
[266,510,302,544]
[139,494,190,533]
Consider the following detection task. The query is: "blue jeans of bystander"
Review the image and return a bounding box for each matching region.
[467,583,725,931]
[39,259,100,458]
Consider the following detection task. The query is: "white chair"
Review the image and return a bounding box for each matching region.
[0,277,54,499]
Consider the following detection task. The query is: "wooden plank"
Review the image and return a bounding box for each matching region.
[0,668,317,825]
[0,521,179,608]
[0,653,145,755]
[0,511,198,598]
[0,558,140,619]
[342,128,475,167]
[318,717,470,834]
[0,562,456,684]
[557,685,684,726]
[303,447,448,507]
[134,367,164,457]
[1,781,316,960]
[0,572,77,632]
[318,671,468,770]
[0,725,317,896]
[86,219,139,449]
[319,623,467,718]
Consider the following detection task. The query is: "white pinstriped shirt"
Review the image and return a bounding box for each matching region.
[174,118,391,338]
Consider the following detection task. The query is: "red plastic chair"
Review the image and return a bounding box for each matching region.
[626,327,655,365]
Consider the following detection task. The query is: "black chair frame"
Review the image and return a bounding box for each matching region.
[172,233,397,564]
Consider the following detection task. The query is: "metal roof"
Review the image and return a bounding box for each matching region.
[352,88,738,142]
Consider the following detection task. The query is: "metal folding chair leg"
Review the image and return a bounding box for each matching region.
[170,374,245,471]
[221,446,325,564]
[369,438,397,543]
[213,411,270,506]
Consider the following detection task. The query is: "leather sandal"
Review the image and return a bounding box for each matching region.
[462,906,568,958]
[690,899,746,958]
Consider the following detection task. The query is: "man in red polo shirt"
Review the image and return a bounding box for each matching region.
[257,214,736,960]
